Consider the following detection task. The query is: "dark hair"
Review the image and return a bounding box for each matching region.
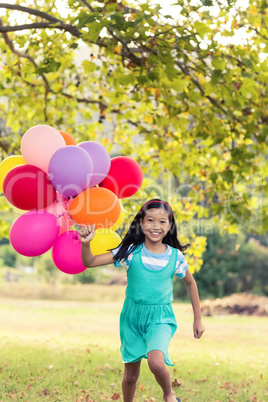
[113,199,190,262]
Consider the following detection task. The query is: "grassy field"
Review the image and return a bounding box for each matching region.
[0,288,267,401]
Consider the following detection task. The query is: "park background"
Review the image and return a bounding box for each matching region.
[0,0,268,401]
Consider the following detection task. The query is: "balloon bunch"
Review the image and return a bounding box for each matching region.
[0,125,143,274]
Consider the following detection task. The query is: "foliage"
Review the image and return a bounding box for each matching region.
[74,267,96,284]
[0,243,17,267]
[174,222,268,300]
[34,251,59,284]
[0,0,268,275]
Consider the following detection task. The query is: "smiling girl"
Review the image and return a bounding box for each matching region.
[79,199,205,402]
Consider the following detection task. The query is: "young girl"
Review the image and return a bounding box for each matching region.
[79,199,205,402]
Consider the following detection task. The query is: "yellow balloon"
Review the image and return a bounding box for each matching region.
[90,229,122,256]
[111,208,124,231]
[0,155,26,192]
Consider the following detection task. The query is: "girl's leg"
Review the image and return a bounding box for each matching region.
[122,360,141,402]
[147,350,177,402]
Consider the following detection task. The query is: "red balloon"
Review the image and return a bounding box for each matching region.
[3,165,56,210]
[99,156,143,199]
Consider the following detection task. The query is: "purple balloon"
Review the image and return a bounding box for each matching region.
[48,146,93,197]
[78,141,111,187]
[10,211,59,257]
[52,231,87,275]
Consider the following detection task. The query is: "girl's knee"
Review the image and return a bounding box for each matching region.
[123,371,139,385]
[147,353,166,376]
[123,362,141,385]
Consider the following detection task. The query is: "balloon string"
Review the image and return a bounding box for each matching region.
[55,212,66,219]
[63,197,85,228]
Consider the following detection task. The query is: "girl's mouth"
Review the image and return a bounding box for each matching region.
[150,232,161,237]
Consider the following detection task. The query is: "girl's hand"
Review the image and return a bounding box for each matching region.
[78,224,95,244]
[193,318,205,339]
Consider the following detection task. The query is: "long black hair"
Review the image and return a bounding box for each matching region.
[113,199,190,262]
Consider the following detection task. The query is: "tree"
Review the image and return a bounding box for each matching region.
[194,222,268,298]
[174,221,268,300]
[0,0,268,274]
[0,243,17,267]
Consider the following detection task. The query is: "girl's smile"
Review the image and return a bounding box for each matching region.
[150,231,161,237]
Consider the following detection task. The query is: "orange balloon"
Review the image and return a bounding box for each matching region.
[69,187,121,229]
[59,130,77,146]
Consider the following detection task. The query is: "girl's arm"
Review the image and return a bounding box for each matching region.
[183,269,205,339]
[79,225,115,268]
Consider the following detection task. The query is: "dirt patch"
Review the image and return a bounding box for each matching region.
[201,293,268,316]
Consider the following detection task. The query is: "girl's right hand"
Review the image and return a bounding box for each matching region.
[78,224,95,244]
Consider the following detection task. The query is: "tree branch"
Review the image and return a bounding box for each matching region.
[0,21,82,37]
[0,18,111,112]
[0,2,245,121]
[61,92,103,105]
[0,3,62,23]
[141,41,229,116]
[91,0,137,14]
[0,2,146,66]
[0,3,81,37]
[248,26,268,42]
[107,27,145,66]
[78,0,144,66]
[0,140,10,153]
[79,0,95,13]
[0,18,51,94]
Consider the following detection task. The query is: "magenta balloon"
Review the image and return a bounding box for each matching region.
[78,141,111,187]
[52,231,87,275]
[48,146,93,197]
[10,211,59,257]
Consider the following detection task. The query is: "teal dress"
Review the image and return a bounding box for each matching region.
[119,245,178,366]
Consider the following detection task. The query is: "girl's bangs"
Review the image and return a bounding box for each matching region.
[142,201,173,221]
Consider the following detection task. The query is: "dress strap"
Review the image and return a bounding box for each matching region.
[173,248,178,272]
[128,244,142,268]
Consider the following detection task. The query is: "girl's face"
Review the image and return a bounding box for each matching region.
[140,208,172,243]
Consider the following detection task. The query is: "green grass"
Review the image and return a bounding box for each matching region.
[0,282,126,302]
[0,296,267,401]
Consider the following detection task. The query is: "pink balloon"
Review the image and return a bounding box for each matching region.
[52,231,87,275]
[21,125,66,173]
[43,193,74,235]
[10,211,59,257]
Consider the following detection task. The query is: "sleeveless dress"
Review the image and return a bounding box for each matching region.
[119,245,178,366]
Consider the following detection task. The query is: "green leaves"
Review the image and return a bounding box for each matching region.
[193,21,211,38]
[239,78,258,97]
[76,11,99,28]
[82,60,97,73]
[0,0,267,248]
[200,0,213,5]
[212,58,226,70]
[36,58,61,75]
[82,21,104,42]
